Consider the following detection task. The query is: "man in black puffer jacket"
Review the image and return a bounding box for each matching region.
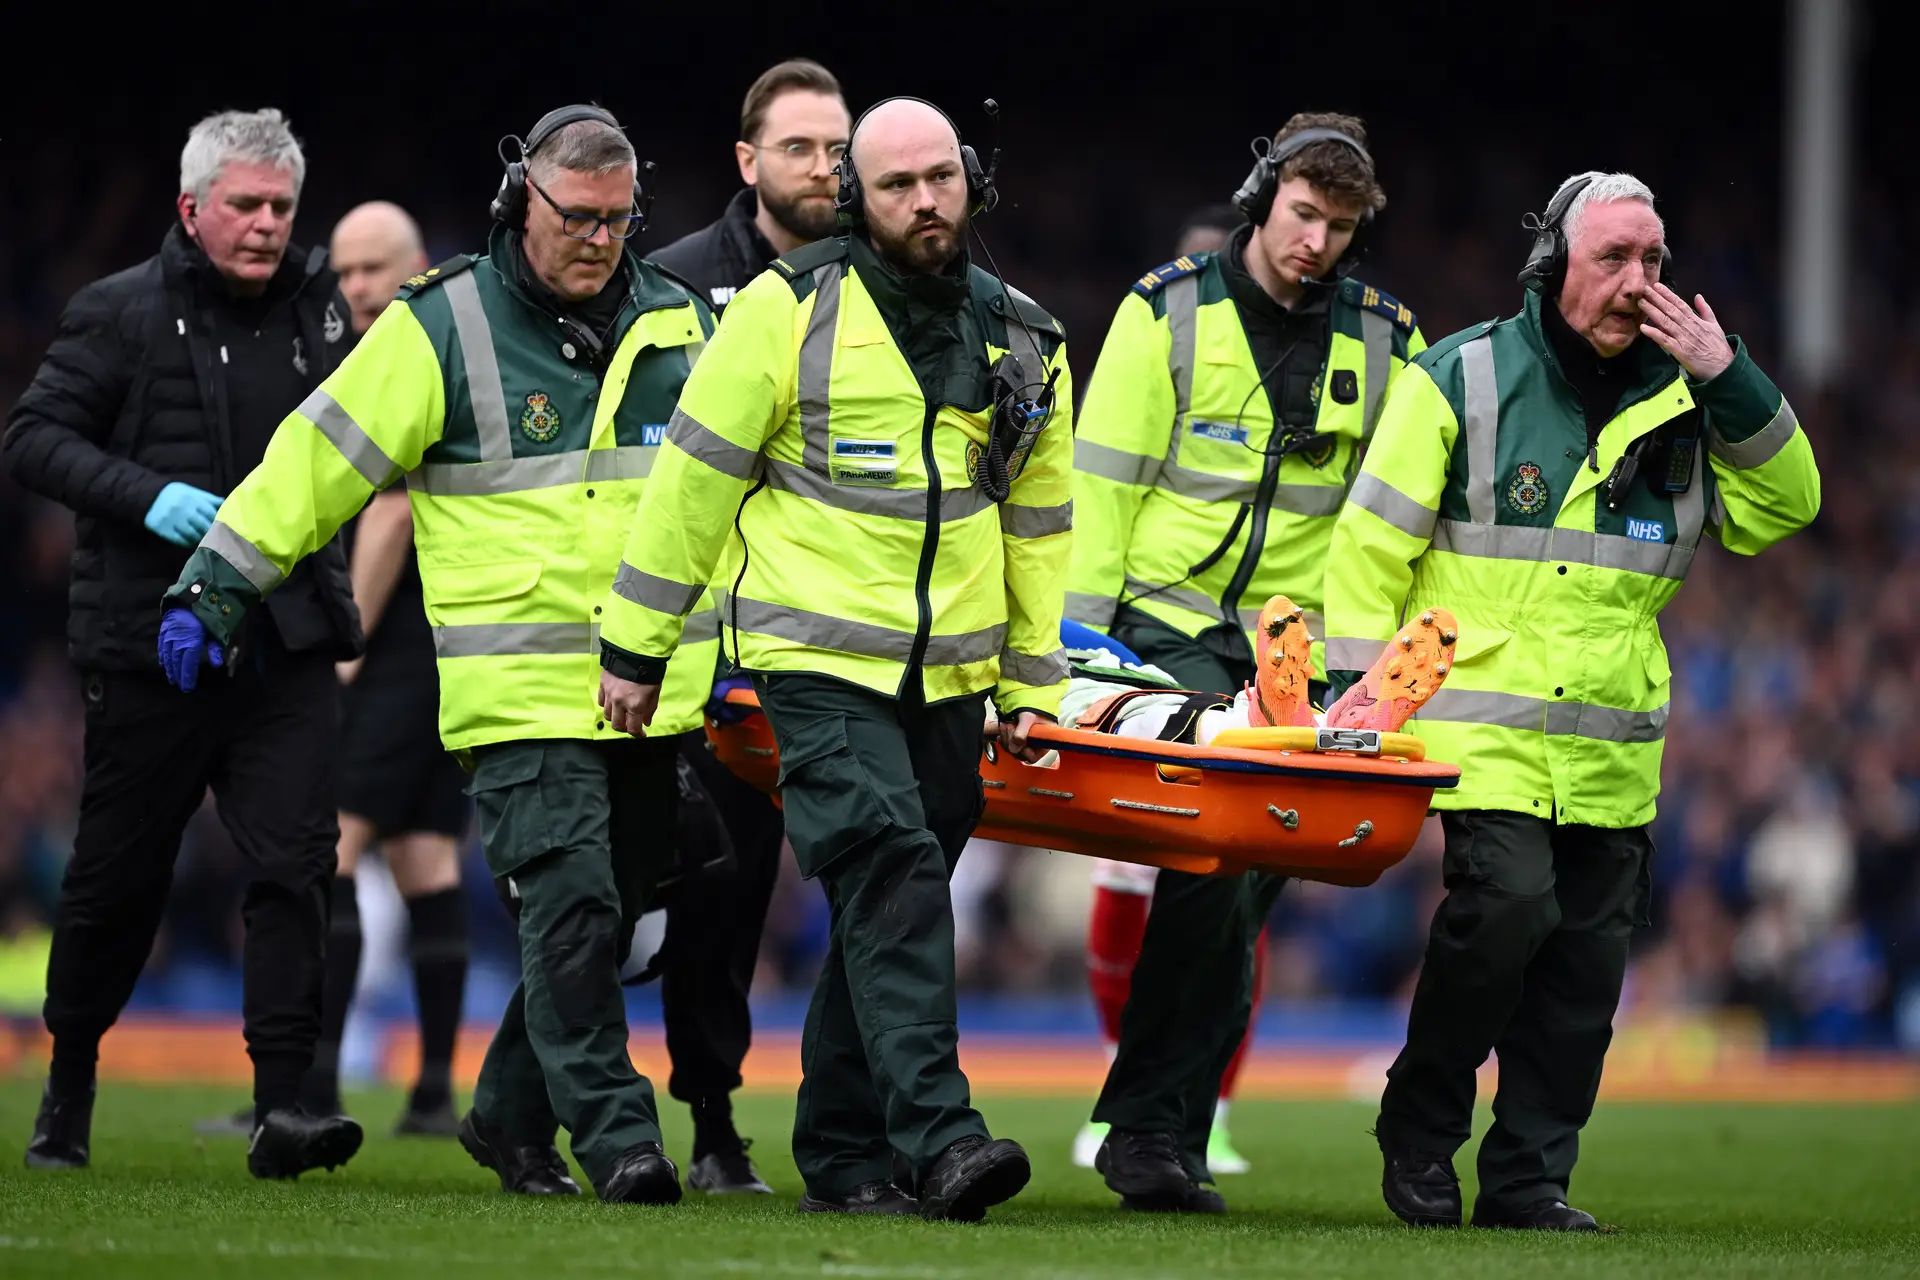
[2,107,364,1180]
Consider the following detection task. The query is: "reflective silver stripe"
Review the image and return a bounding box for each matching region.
[1348,472,1438,540]
[1430,519,1693,580]
[1157,463,1348,515]
[1419,688,1668,744]
[1360,309,1392,438]
[201,520,284,593]
[1125,575,1226,623]
[432,621,595,659]
[585,445,657,481]
[1001,646,1069,688]
[1074,438,1161,487]
[1707,484,1728,538]
[1064,591,1118,630]
[669,406,762,481]
[682,337,707,371]
[1459,335,1498,525]
[1164,275,1198,467]
[719,591,1004,666]
[762,457,994,523]
[682,607,721,645]
[611,562,703,616]
[1000,500,1072,539]
[1666,428,1707,578]
[1236,606,1324,639]
[300,388,399,488]
[444,271,512,463]
[1324,637,1384,672]
[797,262,843,475]
[1708,398,1799,470]
[410,450,587,496]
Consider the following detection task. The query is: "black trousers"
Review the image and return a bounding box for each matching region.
[1378,810,1652,1214]
[660,732,785,1105]
[44,652,340,1087]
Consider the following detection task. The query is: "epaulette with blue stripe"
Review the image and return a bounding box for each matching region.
[1130,253,1211,298]
[1339,278,1417,335]
[396,254,477,300]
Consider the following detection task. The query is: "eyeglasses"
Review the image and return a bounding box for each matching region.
[528,176,641,240]
[753,140,849,165]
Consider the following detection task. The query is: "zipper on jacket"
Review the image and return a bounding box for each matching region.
[902,401,942,699]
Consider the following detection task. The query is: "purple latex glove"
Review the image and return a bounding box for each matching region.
[706,671,756,724]
[158,608,224,691]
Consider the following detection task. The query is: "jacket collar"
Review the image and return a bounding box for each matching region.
[1222,223,1334,324]
[720,187,778,271]
[847,233,971,324]
[1517,286,1676,404]
[161,221,327,304]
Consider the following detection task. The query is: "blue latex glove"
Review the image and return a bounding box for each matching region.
[705,671,756,724]
[145,482,224,547]
[1061,617,1141,665]
[158,607,224,691]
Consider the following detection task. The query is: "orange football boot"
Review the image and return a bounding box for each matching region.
[1248,595,1318,729]
[1323,607,1458,732]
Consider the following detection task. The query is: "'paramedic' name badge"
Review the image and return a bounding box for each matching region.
[1316,727,1383,755]
[830,439,896,487]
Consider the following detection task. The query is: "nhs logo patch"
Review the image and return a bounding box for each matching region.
[1189,419,1249,445]
[1625,518,1666,543]
[640,423,669,446]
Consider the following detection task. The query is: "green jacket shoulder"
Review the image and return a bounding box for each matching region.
[972,269,1066,355]
[630,259,714,332]
[397,254,479,301]
[767,237,853,302]
[1337,278,1418,338]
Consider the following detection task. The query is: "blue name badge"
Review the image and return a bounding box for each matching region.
[1189,419,1249,446]
[830,438,897,487]
[1626,518,1666,543]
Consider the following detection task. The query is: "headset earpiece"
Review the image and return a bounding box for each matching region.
[835,96,995,234]
[490,103,652,235]
[1229,126,1377,280]
[1517,174,1594,293]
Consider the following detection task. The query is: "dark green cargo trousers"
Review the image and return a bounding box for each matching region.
[1090,609,1291,1181]
[466,736,679,1193]
[1379,810,1651,1214]
[755,672,990,1199]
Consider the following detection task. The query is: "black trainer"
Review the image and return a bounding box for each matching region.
[246,1109,363,1180]
[24,1081,94,1170]
[600,1141,682,1206]
[1380,1142,1462,1228]
[394,1099,461,1138]
[1094,1130,1191,1209]
[919,1135,1031,1222]
[457,1108,579,1195]
[687,1137,773,1194]
[1473,1198,1601,1231]
[797,1180,920,1215]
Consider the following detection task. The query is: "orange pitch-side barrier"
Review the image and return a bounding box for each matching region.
[705,689,1460,887]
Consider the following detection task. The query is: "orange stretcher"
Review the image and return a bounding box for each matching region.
[704,689,1460,887]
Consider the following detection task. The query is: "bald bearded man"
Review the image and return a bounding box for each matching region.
[597,97,1072,1219]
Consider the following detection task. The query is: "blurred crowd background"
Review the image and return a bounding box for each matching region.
[1,2,1914,1052]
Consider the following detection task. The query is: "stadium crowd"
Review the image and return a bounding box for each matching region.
[0,95,1913,1057]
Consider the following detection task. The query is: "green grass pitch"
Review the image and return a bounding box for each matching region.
[1,1081,1915,1277]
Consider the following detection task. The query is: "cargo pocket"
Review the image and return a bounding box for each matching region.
[775,717,893,879]
[539,895,624,1030]
[467,745,553,879]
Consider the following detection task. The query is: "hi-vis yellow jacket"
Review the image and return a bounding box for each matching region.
[1325,289,1820,827]
[598,235,1073,715]
[1067,247,1423,678]
[164,230,720,751]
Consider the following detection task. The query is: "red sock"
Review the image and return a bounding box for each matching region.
[1218,927,1269,1099]
[1086,883,1152,1045]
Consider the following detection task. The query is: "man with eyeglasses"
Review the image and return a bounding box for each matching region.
[640,56,849,1196]
[154,103,722,1207]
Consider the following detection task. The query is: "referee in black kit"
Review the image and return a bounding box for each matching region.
[643,55,850,1195]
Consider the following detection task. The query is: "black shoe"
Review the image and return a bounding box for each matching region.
[919,1135,1031,1222]
[1120,1181,1228,1214]
[25,1081,94,1170]
[1380,1142,1462,1228]
[797,1180,920,1215]
[687,1138,773,1194]
[1472,1198,1601,1231]
[246,1109,363,1180]
[457,1108,579,1195]
[394,1099,461,1138]
[600,1141,683,1205]
[1094,1129,1191,1209]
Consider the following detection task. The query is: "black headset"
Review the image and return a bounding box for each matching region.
[1517,173,1673,293]
[1230,127,1376,280]
[490,103,656,233]
[833,96,997,233]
